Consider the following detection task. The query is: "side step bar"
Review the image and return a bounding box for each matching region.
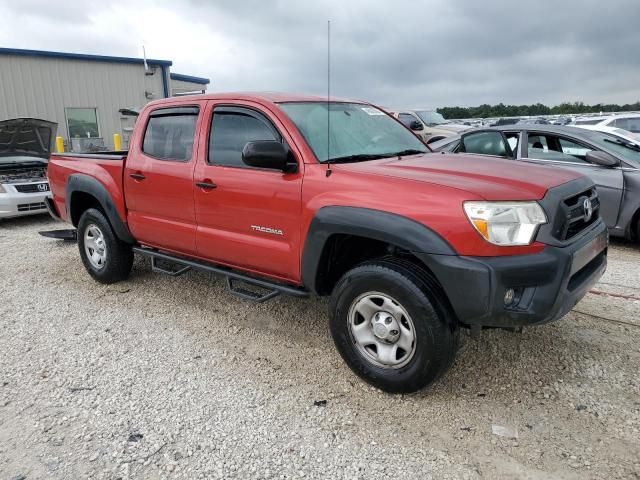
[133,247,309,303]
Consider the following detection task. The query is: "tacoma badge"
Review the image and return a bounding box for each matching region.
[251,225,284,236]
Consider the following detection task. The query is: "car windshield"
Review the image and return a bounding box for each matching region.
[588,132,640,166]
[278,102,428,163]
[416,111,446,126]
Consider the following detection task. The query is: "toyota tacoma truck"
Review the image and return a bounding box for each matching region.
[1,118,56,219]
[47,93,608,393]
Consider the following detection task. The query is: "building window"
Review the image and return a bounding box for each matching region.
[66,108,100,138]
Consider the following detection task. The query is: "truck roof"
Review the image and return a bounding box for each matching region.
[148,92,364,106]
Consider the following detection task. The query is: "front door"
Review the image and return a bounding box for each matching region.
[193,102,304,282]
[124,105,203,255]
[520,132,624,227]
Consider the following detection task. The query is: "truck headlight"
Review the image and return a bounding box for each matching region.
[463,201,547,246]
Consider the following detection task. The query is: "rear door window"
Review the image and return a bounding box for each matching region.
[142,108,199,161]
[526,133,591,163]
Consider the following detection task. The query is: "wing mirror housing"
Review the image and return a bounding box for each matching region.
[409,120,424,131]
[242,141,297,172]
[586,150,620,167]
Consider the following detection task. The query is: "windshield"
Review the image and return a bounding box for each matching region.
[416,110,446,126]
[278,102,428,162]
[588,132,640,166]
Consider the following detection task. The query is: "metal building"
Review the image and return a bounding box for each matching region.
[0,47,210,150]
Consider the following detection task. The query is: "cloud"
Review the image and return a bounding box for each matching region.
[1,0,639,108]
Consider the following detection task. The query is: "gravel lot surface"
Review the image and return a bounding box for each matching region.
[1,216,639,479]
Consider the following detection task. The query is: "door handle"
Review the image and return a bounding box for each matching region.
[196,180,217,190]
[129,172,146,181]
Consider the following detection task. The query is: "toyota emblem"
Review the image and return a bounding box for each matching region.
[583,198,593,222]
[37,183,48,192]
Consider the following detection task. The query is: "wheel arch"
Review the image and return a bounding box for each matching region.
[301,206,455,295]
[66,174,134,243]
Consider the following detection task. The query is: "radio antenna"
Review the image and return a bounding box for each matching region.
[325,19,332,177]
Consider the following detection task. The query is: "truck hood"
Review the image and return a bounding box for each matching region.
[336,152,583,200]
[0,118,57,162]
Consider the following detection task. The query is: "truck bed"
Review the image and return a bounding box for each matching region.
[47,152,128,223]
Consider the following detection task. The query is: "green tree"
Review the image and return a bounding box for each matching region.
[437,101,640,119]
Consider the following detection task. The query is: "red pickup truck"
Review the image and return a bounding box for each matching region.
[47,93,608,393]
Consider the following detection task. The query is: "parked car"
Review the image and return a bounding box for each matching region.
[517,117,550,125]
[0,118,56,219]
[430,125,640,241]
[571,114,640,133]
[490,117,521,126]
[47,93,607,393]
[574,124,640,146]
[387,109,469,143]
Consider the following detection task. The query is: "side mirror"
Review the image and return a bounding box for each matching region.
[409,120,424,131]
[585,150,620,167]
[242,140,296,172]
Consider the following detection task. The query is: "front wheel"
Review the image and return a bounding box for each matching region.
[78,208,133,284]
[329,259,458,393]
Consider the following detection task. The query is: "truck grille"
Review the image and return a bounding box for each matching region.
[556,188,600,241]
[17,202,47,212]
[14,183,49,193]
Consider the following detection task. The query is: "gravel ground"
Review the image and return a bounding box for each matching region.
[1,215,639,480]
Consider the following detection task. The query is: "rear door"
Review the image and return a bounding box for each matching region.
[520,131,624,226]
[124,104,203,255]
[192,101,304,282]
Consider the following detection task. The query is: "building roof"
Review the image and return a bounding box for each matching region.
[170,73,210,85]
[0,47,172,66]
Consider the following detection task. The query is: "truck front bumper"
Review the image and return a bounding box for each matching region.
[420,219,608,328]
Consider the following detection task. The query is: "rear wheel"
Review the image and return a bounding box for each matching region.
[78,208,133,284]
[329,259,458,393]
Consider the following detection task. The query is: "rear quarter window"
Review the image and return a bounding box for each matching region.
[142,109,198,161]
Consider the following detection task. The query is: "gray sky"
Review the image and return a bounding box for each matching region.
[1,0,639,108]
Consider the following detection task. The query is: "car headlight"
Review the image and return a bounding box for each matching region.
[463,201,547,246]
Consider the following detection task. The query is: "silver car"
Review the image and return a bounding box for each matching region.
[430,125,640,242]
[0,118,56,219]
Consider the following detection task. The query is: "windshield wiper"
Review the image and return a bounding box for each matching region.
[388,149,426,157]
[327,153,396,164]
[603,138,640,152]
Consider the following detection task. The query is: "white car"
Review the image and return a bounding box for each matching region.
[0,118,57,219]
[387,109,470,144]
[572,114,640,133]
[574,124,640,147]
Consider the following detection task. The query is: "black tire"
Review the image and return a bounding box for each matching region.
[329,258,458,393]
[77,208,133,284]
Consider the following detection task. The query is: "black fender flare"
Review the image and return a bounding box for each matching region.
[301,206,455,294]
[66,174,134,244]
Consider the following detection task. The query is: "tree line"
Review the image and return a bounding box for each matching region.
[437,101,640,120]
